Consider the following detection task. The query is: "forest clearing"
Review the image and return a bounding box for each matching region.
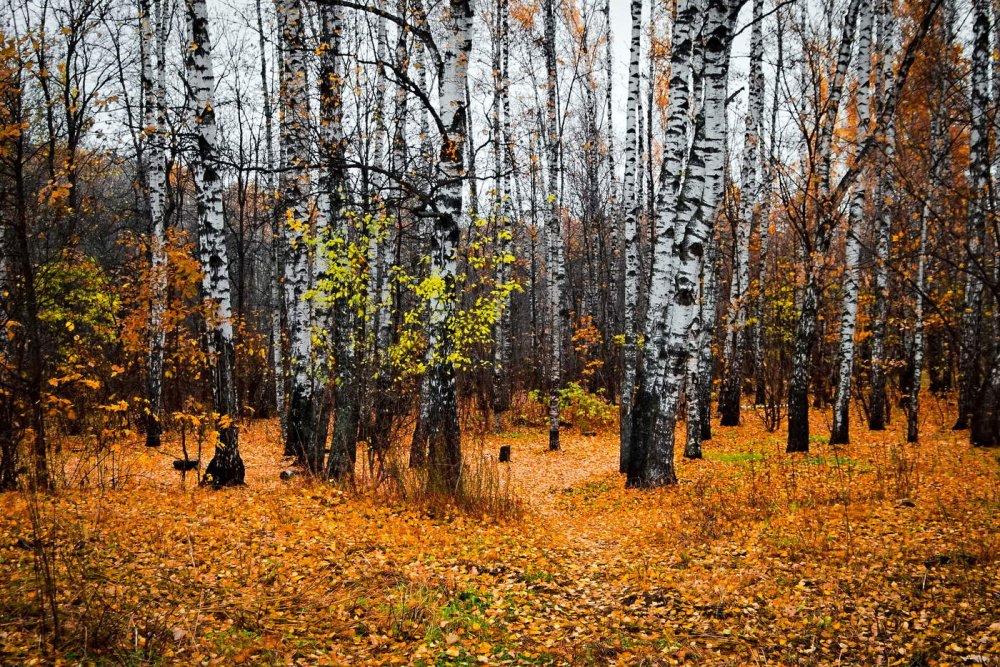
[0,405,997,665]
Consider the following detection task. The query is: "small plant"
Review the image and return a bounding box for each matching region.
[377,442,523,521]
[529,382,615,434]
[172,403,212,485]
[559,382,615,434]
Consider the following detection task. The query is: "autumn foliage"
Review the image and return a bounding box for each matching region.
[0,404,997,665]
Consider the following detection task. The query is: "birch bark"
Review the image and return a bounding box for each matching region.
[868,0,895,431]
[184,0,244,485]
[543,0,565,451]
[718,0,764,427]
[317,4,358,480]
[141,0,168,448]
[685,236,718,458]
[423,0,473,492]
[956,0,990,431]
[628,0,737,488]
[786,0,862,453]
[830,0,873,445]
[254,0,286,442]
[492,0,513,433]
[619,0,642,472]
[908,204,928,442]
[277,0,315,463]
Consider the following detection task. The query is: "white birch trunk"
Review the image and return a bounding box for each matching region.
[184,0,243,485]
[254,0,286,442]
[316,4,358,480]
[619,0,642,472]
[628,0,735,488]
[956,0,990,430]
[869,0,895,431]
[141,0,169,448]
[627,0,701,487]
[369,7,396,457]
[719,0,764,427]
[423,0,473,492]
[911,9,953,439]
[277,0,315,462]
[830,0,873,444]
[685,236,718,458]
[492,0,513,433]
[907,204,928,442]
[543,0,565,451]
[752,6,782,405]
[786,0,863,453]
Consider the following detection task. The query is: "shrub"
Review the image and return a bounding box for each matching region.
[528,382,615,433]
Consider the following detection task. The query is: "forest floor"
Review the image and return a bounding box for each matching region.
[0,397,998,666]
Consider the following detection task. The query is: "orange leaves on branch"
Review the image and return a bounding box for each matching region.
[510,1,539,31]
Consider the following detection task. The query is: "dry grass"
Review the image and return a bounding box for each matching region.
[0,400,997,665]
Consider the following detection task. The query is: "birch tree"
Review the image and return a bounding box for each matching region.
[628,0,740,488]
[619,0,642,472]
[969,0,999,446]
[255,0,286,442]
[626,0,702,485]
[685,237,718,458]
[140,0,169,448]
[786,0,862,453]
[784,0,938,451]
[830,0,873,445]
[277,0,316,465]
[542,0,565,452]
[492,0,512,433]
[753,4,783,406]
[319,3,358,480]
[909,0,954,442]
[908,203,928,442]
[719,0,764,427]
[368,6,394,457]
[955,0,990,431]
[868,0,895,431]
[422,0,473,492]
[184,0,244,486]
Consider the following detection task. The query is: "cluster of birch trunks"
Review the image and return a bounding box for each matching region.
[0,0,997,491]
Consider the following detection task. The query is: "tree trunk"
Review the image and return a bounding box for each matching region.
[255,0,287,443]
[543,0,565,451]
[868,0,895,431]
[830,0,873,445]
[908,204,928,442]
[628,0,701,487]
[423,0,473,493]
[492,0,513,434]
[317,4,358,480]
[277,0,315,463]
[184,0,244,486]
[753,6,783,406]
[10,102,48,489]
[620,0,642,472]
[141,0,168,448]
[956,0,990,431]
[368,6,395,457]
[719,0,764,427]
[685,236,718,458]
[629,0,734,488]
[787,0,862,453]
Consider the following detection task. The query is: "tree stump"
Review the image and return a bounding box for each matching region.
[499,445,511,463]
